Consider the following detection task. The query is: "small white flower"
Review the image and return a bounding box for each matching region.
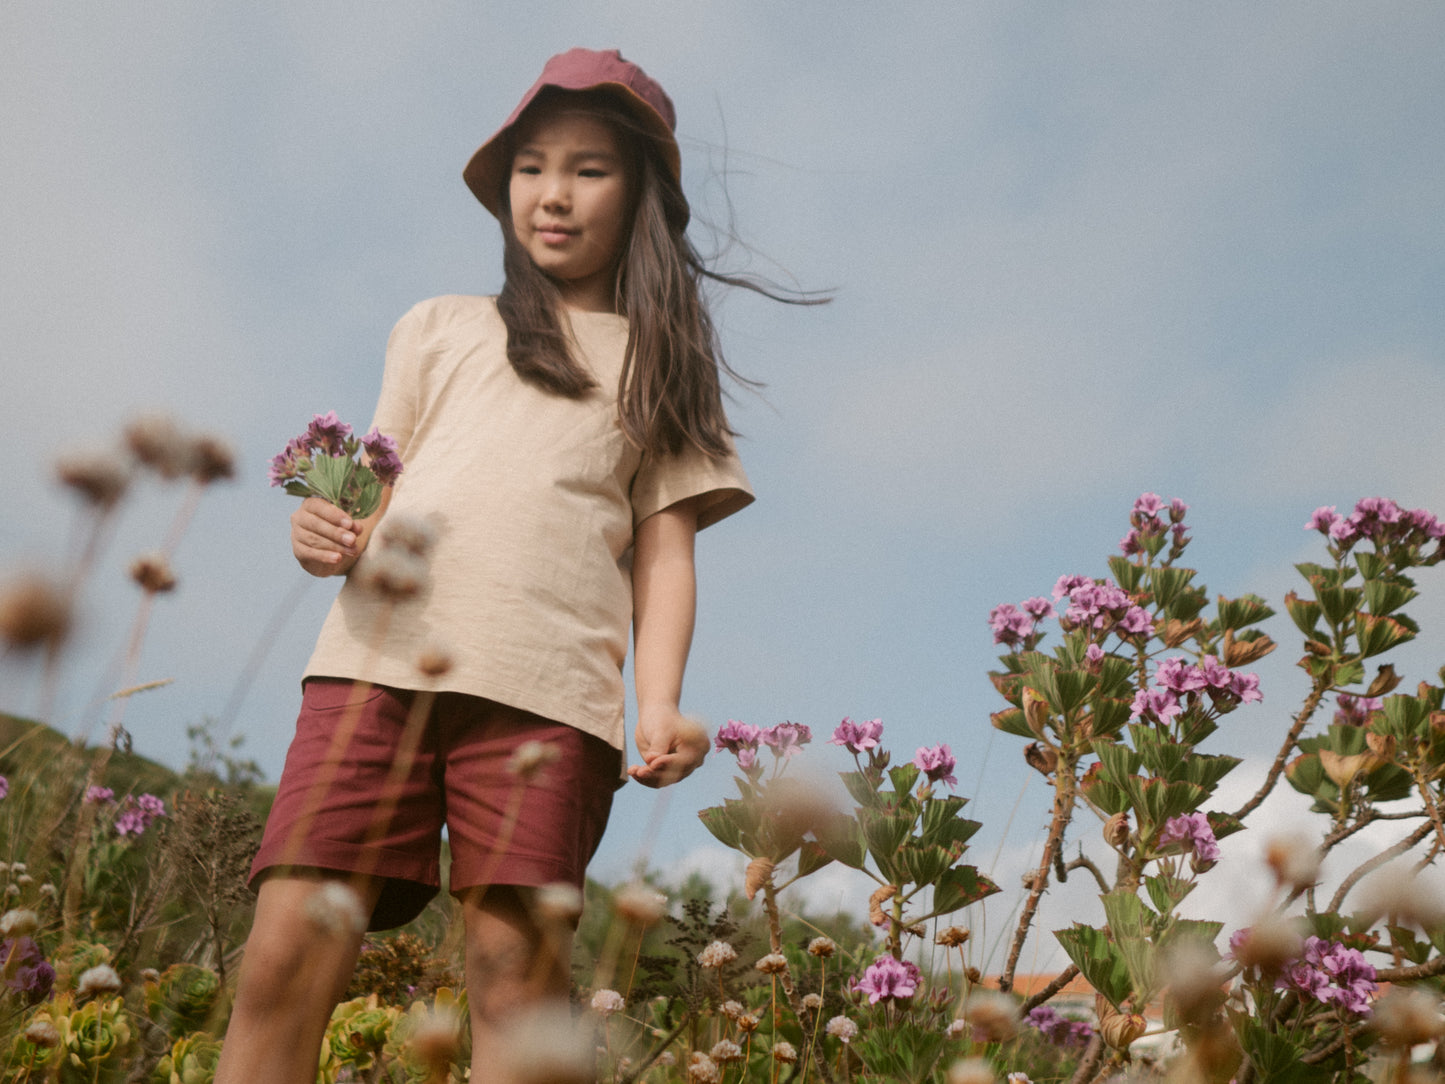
[687,1051,720,1084]
[533,882,584,925]
[802,992,823,1011]
[697,940,738,968]
[77,964,123,999]
[591,988,625,1016]
[0,909,39,938]
[304,881,368,937]
[826,1015,858,1043]
[612,883,666,927]
[807,935,837,957]
[709,1039,743,1063]
[771,1041,798,1064]
[754,952,788,975]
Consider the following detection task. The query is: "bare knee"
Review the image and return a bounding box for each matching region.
[461,886,569,1021]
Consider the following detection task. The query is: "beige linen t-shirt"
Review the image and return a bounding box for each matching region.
[303,295,753,750]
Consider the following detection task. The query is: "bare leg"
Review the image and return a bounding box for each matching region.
[461,886,572,1083]
[214,873,382,1084]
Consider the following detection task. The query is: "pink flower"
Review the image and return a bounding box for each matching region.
[305,411,352,456]
[1334,694,1382,727]
[1051,574,1094,603]
[114,793,166,838]
[913,744,957,788]
[830,718,884,754]
[714,720,762,759]
[989,604,1034,646]
[1129,686,1181,724]
[1116,606,1154,637]
[761,722,812,758]
[1158,812,1220,865]
[855,956,921,1004]
[84,786,115,805]
[1230,672,1263,705]
[361,427,405,485]
[1306,506,1338,533]
[1133,493,1164,517]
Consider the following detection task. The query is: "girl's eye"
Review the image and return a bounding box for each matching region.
[578,169,608,179]
[514,165,541,176]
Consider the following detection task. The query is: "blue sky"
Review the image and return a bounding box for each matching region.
[5,4,1444,968]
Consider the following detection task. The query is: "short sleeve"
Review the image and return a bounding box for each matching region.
[631,438,755,531]
[367,302,428,457]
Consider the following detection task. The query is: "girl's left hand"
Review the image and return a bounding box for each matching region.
[629,709,709,788]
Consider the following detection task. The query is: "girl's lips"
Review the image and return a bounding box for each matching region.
[537,224,576,244]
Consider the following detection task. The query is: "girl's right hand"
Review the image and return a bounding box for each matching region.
[291,496,360,576]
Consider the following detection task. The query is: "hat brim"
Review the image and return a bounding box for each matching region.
[463,82,681,218]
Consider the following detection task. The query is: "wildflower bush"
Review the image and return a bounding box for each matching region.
[4,413,1445,1083]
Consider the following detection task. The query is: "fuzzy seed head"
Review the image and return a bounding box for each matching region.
[771,1041,798,1064]
[357,547,427,600]
[533,882,584,925]
[687,1052,720,1084]
[304,881,368,937]
[697,940,738,968]
[56,452,130,508]
[0,574,71,649]
[129,552,177,593]
[1371,987,1445,1048]
[936,926,971,947]
[377,513,437,558]
[827,1015,858,1043]
[76,964,123,999]
[709,1039,743,1063]
[508,739,561,782]
[1264,831,1321,891]
[808,935,837,957]
[612,882,666,927]
[755,952,788,975]
[946,1057,997,1084]
[23,1019,61,1048]
[0,909,39,938]
[965,990,1019,1042]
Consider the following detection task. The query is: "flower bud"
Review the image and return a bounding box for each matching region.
[868,884,898,927]
[56,452,130,508]
[808,935,838,957]
[129,552,177,593]
[1264,831,1321,892]
[936,926,970,947]
[1097,1002,1146,1051]
[188,435,236,484]
[0,574,71,650]
[964,990,1019,1042]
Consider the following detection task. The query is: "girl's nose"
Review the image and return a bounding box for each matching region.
[541,177,570,211]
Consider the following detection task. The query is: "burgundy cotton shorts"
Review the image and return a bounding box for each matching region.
[250,678,622,930]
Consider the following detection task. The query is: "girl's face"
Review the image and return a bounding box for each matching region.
[509,104,631,312]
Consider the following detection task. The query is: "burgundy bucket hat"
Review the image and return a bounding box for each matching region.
[463,47,681,218]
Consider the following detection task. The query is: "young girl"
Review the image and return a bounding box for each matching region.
[216,48,810,1082]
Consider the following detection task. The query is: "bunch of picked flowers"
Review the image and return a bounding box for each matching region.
[270,412,403,518]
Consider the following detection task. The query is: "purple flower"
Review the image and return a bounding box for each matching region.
[1279,937,1377,1016]
[1116,606,1154,637]
[1085,644,1104,665]
[1333,693,1382,727]
[84,785,115,805]
[1155,657,1207,694]
[0,776,7,801]
[1021,597,1055,621]
[1329,517,1359,545]
[1168,498,1189,523]
[268,435,311,487]
[0,938,55,1005]
[989,604,1035,647]
[1129,686,1182,724]
[1230,671,1263,705]
[1158,812,1221,865]
[361,427,405,485]
[305,411,352,456]
[714,720,762,759]
[830,717,884,754]
[913,744,957,789]
[1133,493,1165,517]
[1051,574,1094,603]
[1026,1005,1093,1050]
[855,956,921,1004]
[1119,529,1142,556]
[1197,656,1232,689]
[761,722,812,758]
[114,793,166,838]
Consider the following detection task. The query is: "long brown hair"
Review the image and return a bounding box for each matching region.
[495,90,821,458]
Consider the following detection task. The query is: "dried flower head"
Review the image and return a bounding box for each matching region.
[76,964,123,999]
[304,881,368,937]
[0,573,71,650]
[697,940,738,969]
[826,1015,858,1043]
[125,414,194,478]
[755,952,789,975]
[1159,941,1228,1024]
[56,451,130,508]
[720,1000,743,1020]
[188,435,236,484]
[808,935,837,957]
[377,513,437,558]
[23,1019,61,1048]
[946,1057,997,1084]
[508,740,561,782]
[590,988,625,1016]
[129,552,177,593]
[612,883,666,927]
[1371,987,1445,1048]
[965,990,1020,1042]
[802,992,823,1011]
[1359,862,1445,931]
[499,1003,595,1084]
[736,1012,761,1034]
[936,926,970,947]
[771,1041,798,1064]
[0,909,39,938]
[414,643,454,677]
[1264,830,1321,892]
[687,1052,721,1084]
[357,548,427,600]
[868,883,899,927]
[533,882,584,925]
[1229,914,1305,973]
[709,1039,743,1063]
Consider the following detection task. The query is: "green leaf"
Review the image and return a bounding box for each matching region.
[1363,577,1418,617]
[1055,925,1132,1010]
[813,813,868,869]
[929,865,1000,915]
[840,770,883,809]
[1316,584,1364,627]
[1182,753,1242,794]
[920,796,980,851]
[1095,741,1143,788]
[888,763,921,797]
[796,839,834,878]
[1355,551,1388,581]
[1356,612,1416,658]
[1108,556,1144,593]
[1090,698,1133,741]
[1144,873,1195,914]
[1149,565,1196,611]
[1284,593,1323,637]
[697,805,747,852]
[990,707,1035,739]
[1214,593,1274,631]
[1081,779,1130,815]
[897,843,951,888]
[1054,668,1096,716]
[859,809,913,865]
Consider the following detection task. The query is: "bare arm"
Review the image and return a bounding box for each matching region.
[628,496,711,788]
[290,489,392,577]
